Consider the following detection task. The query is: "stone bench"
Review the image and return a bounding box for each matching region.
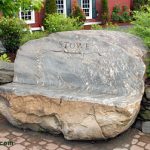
[0,30,147,140]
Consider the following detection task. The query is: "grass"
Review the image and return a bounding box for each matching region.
[21,31,49,45]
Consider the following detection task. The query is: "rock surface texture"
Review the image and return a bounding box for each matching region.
[0,31,147,140]
[0,41,6,53]
[0,61,14,85]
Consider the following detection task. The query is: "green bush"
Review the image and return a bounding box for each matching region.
[21,31,48,45]
[121,11,131,22]
[112,5,131,23]
[130,6,150,48]
[130,5,150,77]
[91,24,103,30]
[71,5,86,23]
[0,17,26,53]
[0,53,11,62]
[105,22,118,30]
[133,0,150,10]
[45,0,57,15]
[112,5,121,22]
[101,0,109,24]
[44,14,81,33]
[112,12,120,22]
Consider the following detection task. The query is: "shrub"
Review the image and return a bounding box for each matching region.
[0,53,11,62]
[130,5,150,77]
[0,17,26,53]
[112,5,121,22]
[21,31,48,45]
[71,0,86,23]
[121,11,131,22]
[91,24,103,30]
[105,22,118,30]
[45,0,57,15]
[44,13,81,33]
[101,0,109,24]
[130,5,150,48]
[133,0,150,10]
[112,5,131,23]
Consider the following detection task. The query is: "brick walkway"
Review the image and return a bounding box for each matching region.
[0,116,150,150]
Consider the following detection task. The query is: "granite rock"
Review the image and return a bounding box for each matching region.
[0,61,14,85]
[0,30,147,140]
[0,41,6,53]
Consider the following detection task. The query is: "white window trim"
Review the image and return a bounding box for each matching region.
[81,0,92,19]
[63,0,67,16]
[19,8,35,24]
[56,0,67,16]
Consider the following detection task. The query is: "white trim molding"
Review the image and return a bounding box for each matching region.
[81,0,92,19]
[84,21,102,25]
[56,0,67,16]
[19,8,35,24]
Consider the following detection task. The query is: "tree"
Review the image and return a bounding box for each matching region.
[45,0,57,15]
[0,0,44,17]
[71,0,86,23]
[101,0,109,24]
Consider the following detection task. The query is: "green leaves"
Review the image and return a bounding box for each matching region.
[0,53,11,62]
[130,4,150,78]
[0,17,26,52]
[0,0,43,17]
[45,0,57,15]
[44,14,82,33]
[131,5,150,48]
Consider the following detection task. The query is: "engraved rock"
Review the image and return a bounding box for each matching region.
[0,30,147,140]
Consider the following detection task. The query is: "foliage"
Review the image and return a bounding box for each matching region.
[112,5,131,23]
[44,13,81,33]
[133,0,150,10]
[130,5,150,48]
[101,0,109,24]
[91,22,118,30]
[121,11,131,22]
[105,22,118,30]
[21,31,48,45]
[0,0,44,17]
[91,24,103,30]
[45,0,57,15]
[0,17,26,53]
[112,5,121,22]
[0,53,11,62]
[130,5,150,77]
[71,0,86,23]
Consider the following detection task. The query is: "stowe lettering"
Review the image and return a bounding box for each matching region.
[59,41,89,51]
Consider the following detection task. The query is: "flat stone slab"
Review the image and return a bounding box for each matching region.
[0,30,147,140]
[142,121,150,134]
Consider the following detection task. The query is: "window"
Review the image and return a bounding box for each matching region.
[81,0,92,19]
[19,8,35,24]
[56,0,66,15]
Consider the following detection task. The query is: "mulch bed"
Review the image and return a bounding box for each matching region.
[7,52,16,63]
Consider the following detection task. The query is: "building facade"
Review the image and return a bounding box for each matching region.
[19,0,131,30]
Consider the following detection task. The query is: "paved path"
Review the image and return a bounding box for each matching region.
[0,116,150,150]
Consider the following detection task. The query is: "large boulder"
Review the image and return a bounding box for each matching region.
[0,61,14,85]
[0,41,6,54]
[0,30,147,140]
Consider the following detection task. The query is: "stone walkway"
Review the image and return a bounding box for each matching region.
[0,116,150,150]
